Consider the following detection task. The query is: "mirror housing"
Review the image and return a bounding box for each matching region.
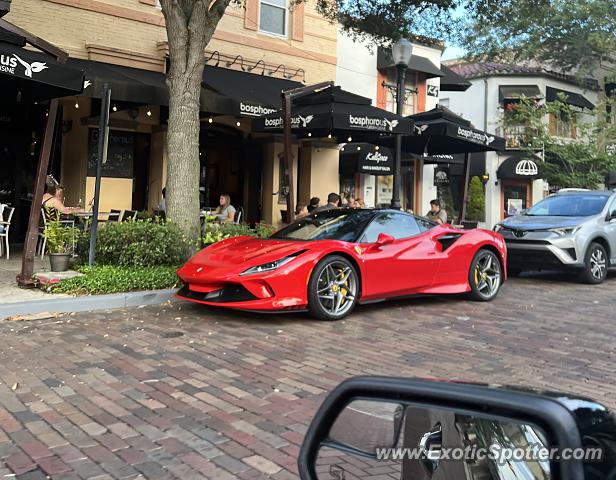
[298,376,588,480]
[606,211,616,222]
[376,233,395,246]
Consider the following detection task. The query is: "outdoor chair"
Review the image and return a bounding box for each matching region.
[107,209,122,222]
[38,208,76,258]
[234,207,244,224]
[0,205,15,260]
[121,210,138,222]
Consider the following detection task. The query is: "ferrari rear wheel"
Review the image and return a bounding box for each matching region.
[308,255,358,321]
[468,249,502,301]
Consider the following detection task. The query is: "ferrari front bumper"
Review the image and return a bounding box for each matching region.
[176,261,312,311]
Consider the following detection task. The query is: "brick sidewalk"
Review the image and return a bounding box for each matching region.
[0,273,613,479]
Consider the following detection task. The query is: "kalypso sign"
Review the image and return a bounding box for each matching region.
[358,147,393,175]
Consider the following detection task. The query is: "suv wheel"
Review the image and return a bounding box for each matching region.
[580,242,608,284]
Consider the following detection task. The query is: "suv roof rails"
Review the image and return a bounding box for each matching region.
[557,188,591,193]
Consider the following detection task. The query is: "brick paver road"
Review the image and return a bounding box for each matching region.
[0,273,614,479]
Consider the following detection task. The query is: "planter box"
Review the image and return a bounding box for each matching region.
[49,253,71,272]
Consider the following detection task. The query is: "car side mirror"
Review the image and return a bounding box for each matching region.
[375,232,394,246]
[298,376,594,480]
[606,211,616,222]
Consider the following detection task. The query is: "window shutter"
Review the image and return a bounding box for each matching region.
[548,113,556,135]
[245,0,258,31]
[291,3,304,41]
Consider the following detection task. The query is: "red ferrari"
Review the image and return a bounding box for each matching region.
[176,209,507,320]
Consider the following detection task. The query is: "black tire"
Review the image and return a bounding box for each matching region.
[468,249,502,301]
[579,242,608,284]
[308,255,359,321]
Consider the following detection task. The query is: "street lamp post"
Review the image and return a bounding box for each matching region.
[390,38,413,210]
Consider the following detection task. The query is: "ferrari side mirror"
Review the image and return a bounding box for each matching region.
[375,232,394,246]
[298,376,605,480]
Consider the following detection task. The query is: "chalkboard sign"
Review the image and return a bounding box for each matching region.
[87,128,134,178]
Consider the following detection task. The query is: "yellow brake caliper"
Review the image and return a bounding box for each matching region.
[337,269,348,304]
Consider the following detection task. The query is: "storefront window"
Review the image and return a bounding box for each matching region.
[376,175,393,207]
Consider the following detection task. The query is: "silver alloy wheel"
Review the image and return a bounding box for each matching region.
[474,252,501,298]
[316,261,357,317]
[590,247,607,280]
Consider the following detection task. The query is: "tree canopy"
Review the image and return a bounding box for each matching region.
[457,0,616,75]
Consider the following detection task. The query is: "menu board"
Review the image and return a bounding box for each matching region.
[87,128,134,178]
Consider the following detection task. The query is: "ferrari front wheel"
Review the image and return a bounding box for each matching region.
[468,249,502,301]
[308,255,358,321]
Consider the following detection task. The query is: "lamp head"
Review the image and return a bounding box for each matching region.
[392,38,413,67]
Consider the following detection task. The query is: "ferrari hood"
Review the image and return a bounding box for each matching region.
[189,236,311,268]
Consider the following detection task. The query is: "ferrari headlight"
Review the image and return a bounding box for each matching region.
[548,226,581,236]
[240,252,303,276]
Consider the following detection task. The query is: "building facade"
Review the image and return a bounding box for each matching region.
[2,0,339,233]
[441,62,600,228]
[336,31,471,216]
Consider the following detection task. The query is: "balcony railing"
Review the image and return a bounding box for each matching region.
[497,125,540,150]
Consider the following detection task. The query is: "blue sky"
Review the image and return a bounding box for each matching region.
[442,45,465,61]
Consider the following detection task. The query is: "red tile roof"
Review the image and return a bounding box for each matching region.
[446,62,599,90]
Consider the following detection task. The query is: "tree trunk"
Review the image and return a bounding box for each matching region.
[160,0,231,247]
[166,69,202,245]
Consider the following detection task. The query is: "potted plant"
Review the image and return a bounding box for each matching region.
[44,219,79,272]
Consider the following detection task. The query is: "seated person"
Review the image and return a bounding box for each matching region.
[214,194,236,223]
[295,202,308,219]
[42,183,83,220]
[307,197,320,213]
[425,199,447,224]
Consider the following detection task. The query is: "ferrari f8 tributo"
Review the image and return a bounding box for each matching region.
[176,209,507,320]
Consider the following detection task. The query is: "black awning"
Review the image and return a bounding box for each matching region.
[340,143,394,175]
[546,86,594,110]
[0,39,84,103]
[69,58,167,105]
[439,65,471,92]
[202,65,303,117]
[497,153,542,179]
[416,152,486,176]
[252,85,413,140]
[375,105,505,155]
[377,48,443,79]
[498,85,541,102]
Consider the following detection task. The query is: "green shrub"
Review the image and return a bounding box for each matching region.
[92,220,188,267]
[45,220,80,254]
[50,265,180,295]
[467,176,486,222]
[254,223,276,238]
[201,222,276,244]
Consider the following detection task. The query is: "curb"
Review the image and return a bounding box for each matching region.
[0,289,181,319]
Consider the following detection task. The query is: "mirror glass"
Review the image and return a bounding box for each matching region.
[328,400,404,453]
[316,402,552,480]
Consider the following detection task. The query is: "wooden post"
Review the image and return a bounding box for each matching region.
[459,152,471,223]
[282,92,295,223]
[17,99,59,286]
[279,80,333,224]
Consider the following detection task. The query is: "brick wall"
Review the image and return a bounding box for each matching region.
[4,0,336,81]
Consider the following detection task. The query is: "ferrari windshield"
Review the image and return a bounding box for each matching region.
[271,209,375,242]
[526,194,609,217]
